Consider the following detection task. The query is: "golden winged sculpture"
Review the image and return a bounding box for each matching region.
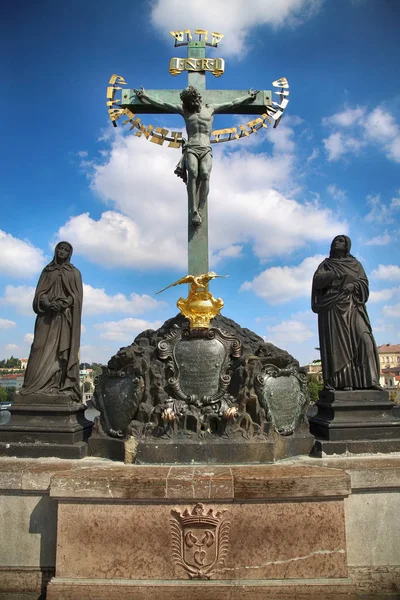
[156,272,229,329]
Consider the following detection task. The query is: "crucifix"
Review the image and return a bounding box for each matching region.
[107,29,289,276]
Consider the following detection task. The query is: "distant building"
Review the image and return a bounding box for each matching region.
[0,373,24,390]
[303,359,323,382]
[79,369,95,404]
[377,344,400,403]
[20,358,29,370]
[377,344,400,369]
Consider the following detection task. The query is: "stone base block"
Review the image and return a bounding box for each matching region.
[0,393,92,459]
[89,430,314,464]
[47,577,357,600]
[309,389,400,445]
[135,437,277,464]
[0,440,89,459]
[311,438,400,457]
[0,566,54,596]
[47,464,352,597]
[88,432,125,461]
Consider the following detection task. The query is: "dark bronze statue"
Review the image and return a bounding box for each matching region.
[19,241,83,401]
[134,85,258,226]
[312,235,381,391]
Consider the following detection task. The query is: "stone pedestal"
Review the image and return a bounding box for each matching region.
[309,389,400,456]
[46,464,356,599]
[88,429,314,464]
[0,393,93,459]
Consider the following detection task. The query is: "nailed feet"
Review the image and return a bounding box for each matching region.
[191,211,202,227]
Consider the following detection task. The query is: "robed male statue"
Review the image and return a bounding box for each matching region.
[134,85,259,226]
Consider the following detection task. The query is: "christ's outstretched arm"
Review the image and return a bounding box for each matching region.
[212,89,259,114]
[134,87,182,114]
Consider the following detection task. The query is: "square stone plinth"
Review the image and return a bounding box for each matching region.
[47,464,352,595]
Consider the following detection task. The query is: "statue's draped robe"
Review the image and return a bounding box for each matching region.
[20,261,83,400]
[312,256,380,389]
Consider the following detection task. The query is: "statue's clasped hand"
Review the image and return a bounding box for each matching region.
[343,283,355,294]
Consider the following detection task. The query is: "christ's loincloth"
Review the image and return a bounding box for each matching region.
[174,143,212,184]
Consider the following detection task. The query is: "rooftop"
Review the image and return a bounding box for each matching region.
[377,344,400,353]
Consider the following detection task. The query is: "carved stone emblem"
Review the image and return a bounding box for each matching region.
[255,364,308,435]
[158,327,241,408]
[170,503,231,579]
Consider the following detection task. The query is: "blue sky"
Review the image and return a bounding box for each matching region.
[1,0,399,366]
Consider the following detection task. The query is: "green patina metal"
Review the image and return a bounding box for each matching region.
[119,40,272,276]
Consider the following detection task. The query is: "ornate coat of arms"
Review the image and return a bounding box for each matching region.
[170,503,231,579]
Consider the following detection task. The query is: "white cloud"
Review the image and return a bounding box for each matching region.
[327,184,347,201]
[391,192,400,209]
[323,132,365,161]
[0,318,16,329]
[323,105,400,164]
[56,211,187,271]
[323,106,366,128]
[62,130,347,269]
[80,344,114,365]
[365,230,392,246]
[307,148,319,162]
[369,288,397,303]
[382,303,400,319]
[83,284,163,316]
[371,265,400,281]
[365,194,397,224]
[0,285,35,316]
[0,231,46,279]
[5,344,19,352]
[266,320,315,344]
[151,0,322,56]
[241,254,325,304]
[23,333,34,344]
[94,318,163,342]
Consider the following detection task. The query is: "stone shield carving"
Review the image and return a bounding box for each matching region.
[170,503,231,579]
[93,373,144,438]
[255,364,308,435]
[158,327,241,408]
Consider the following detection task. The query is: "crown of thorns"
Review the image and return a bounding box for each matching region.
[180,86,202,103]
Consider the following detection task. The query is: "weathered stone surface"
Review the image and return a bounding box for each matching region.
[0,494,56,567]
[47,578,357,600]
[345,491,400,567]
[0,394,93,459]
[54,500,348,580]
[93,314,309,461]
[0,566,54,595]
[48,464,350,501]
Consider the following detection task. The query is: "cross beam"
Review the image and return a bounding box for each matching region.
[111,39,282,277]
[120,89,272,115]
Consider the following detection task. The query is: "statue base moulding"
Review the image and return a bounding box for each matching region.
[0,393,93,459]
[45,463,357,600]
[309,388,400,456]
[89,314,314,464]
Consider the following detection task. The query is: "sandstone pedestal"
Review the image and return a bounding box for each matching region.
[46,464,356,599]
[309,389,400,456]
[0,393,93,459]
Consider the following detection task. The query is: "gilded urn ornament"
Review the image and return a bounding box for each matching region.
[157,272,226,329]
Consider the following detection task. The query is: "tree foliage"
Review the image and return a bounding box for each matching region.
[307,378,324,404]
[0,356,21,369]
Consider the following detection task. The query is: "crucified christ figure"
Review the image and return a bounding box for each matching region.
[134,85,259,227]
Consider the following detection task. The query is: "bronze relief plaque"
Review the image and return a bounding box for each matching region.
[174,337,225,399]
[256,365,307,435]
[158,327,241,405]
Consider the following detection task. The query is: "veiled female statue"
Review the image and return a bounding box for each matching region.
[19,241,83,400]
[311,235,380,391]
